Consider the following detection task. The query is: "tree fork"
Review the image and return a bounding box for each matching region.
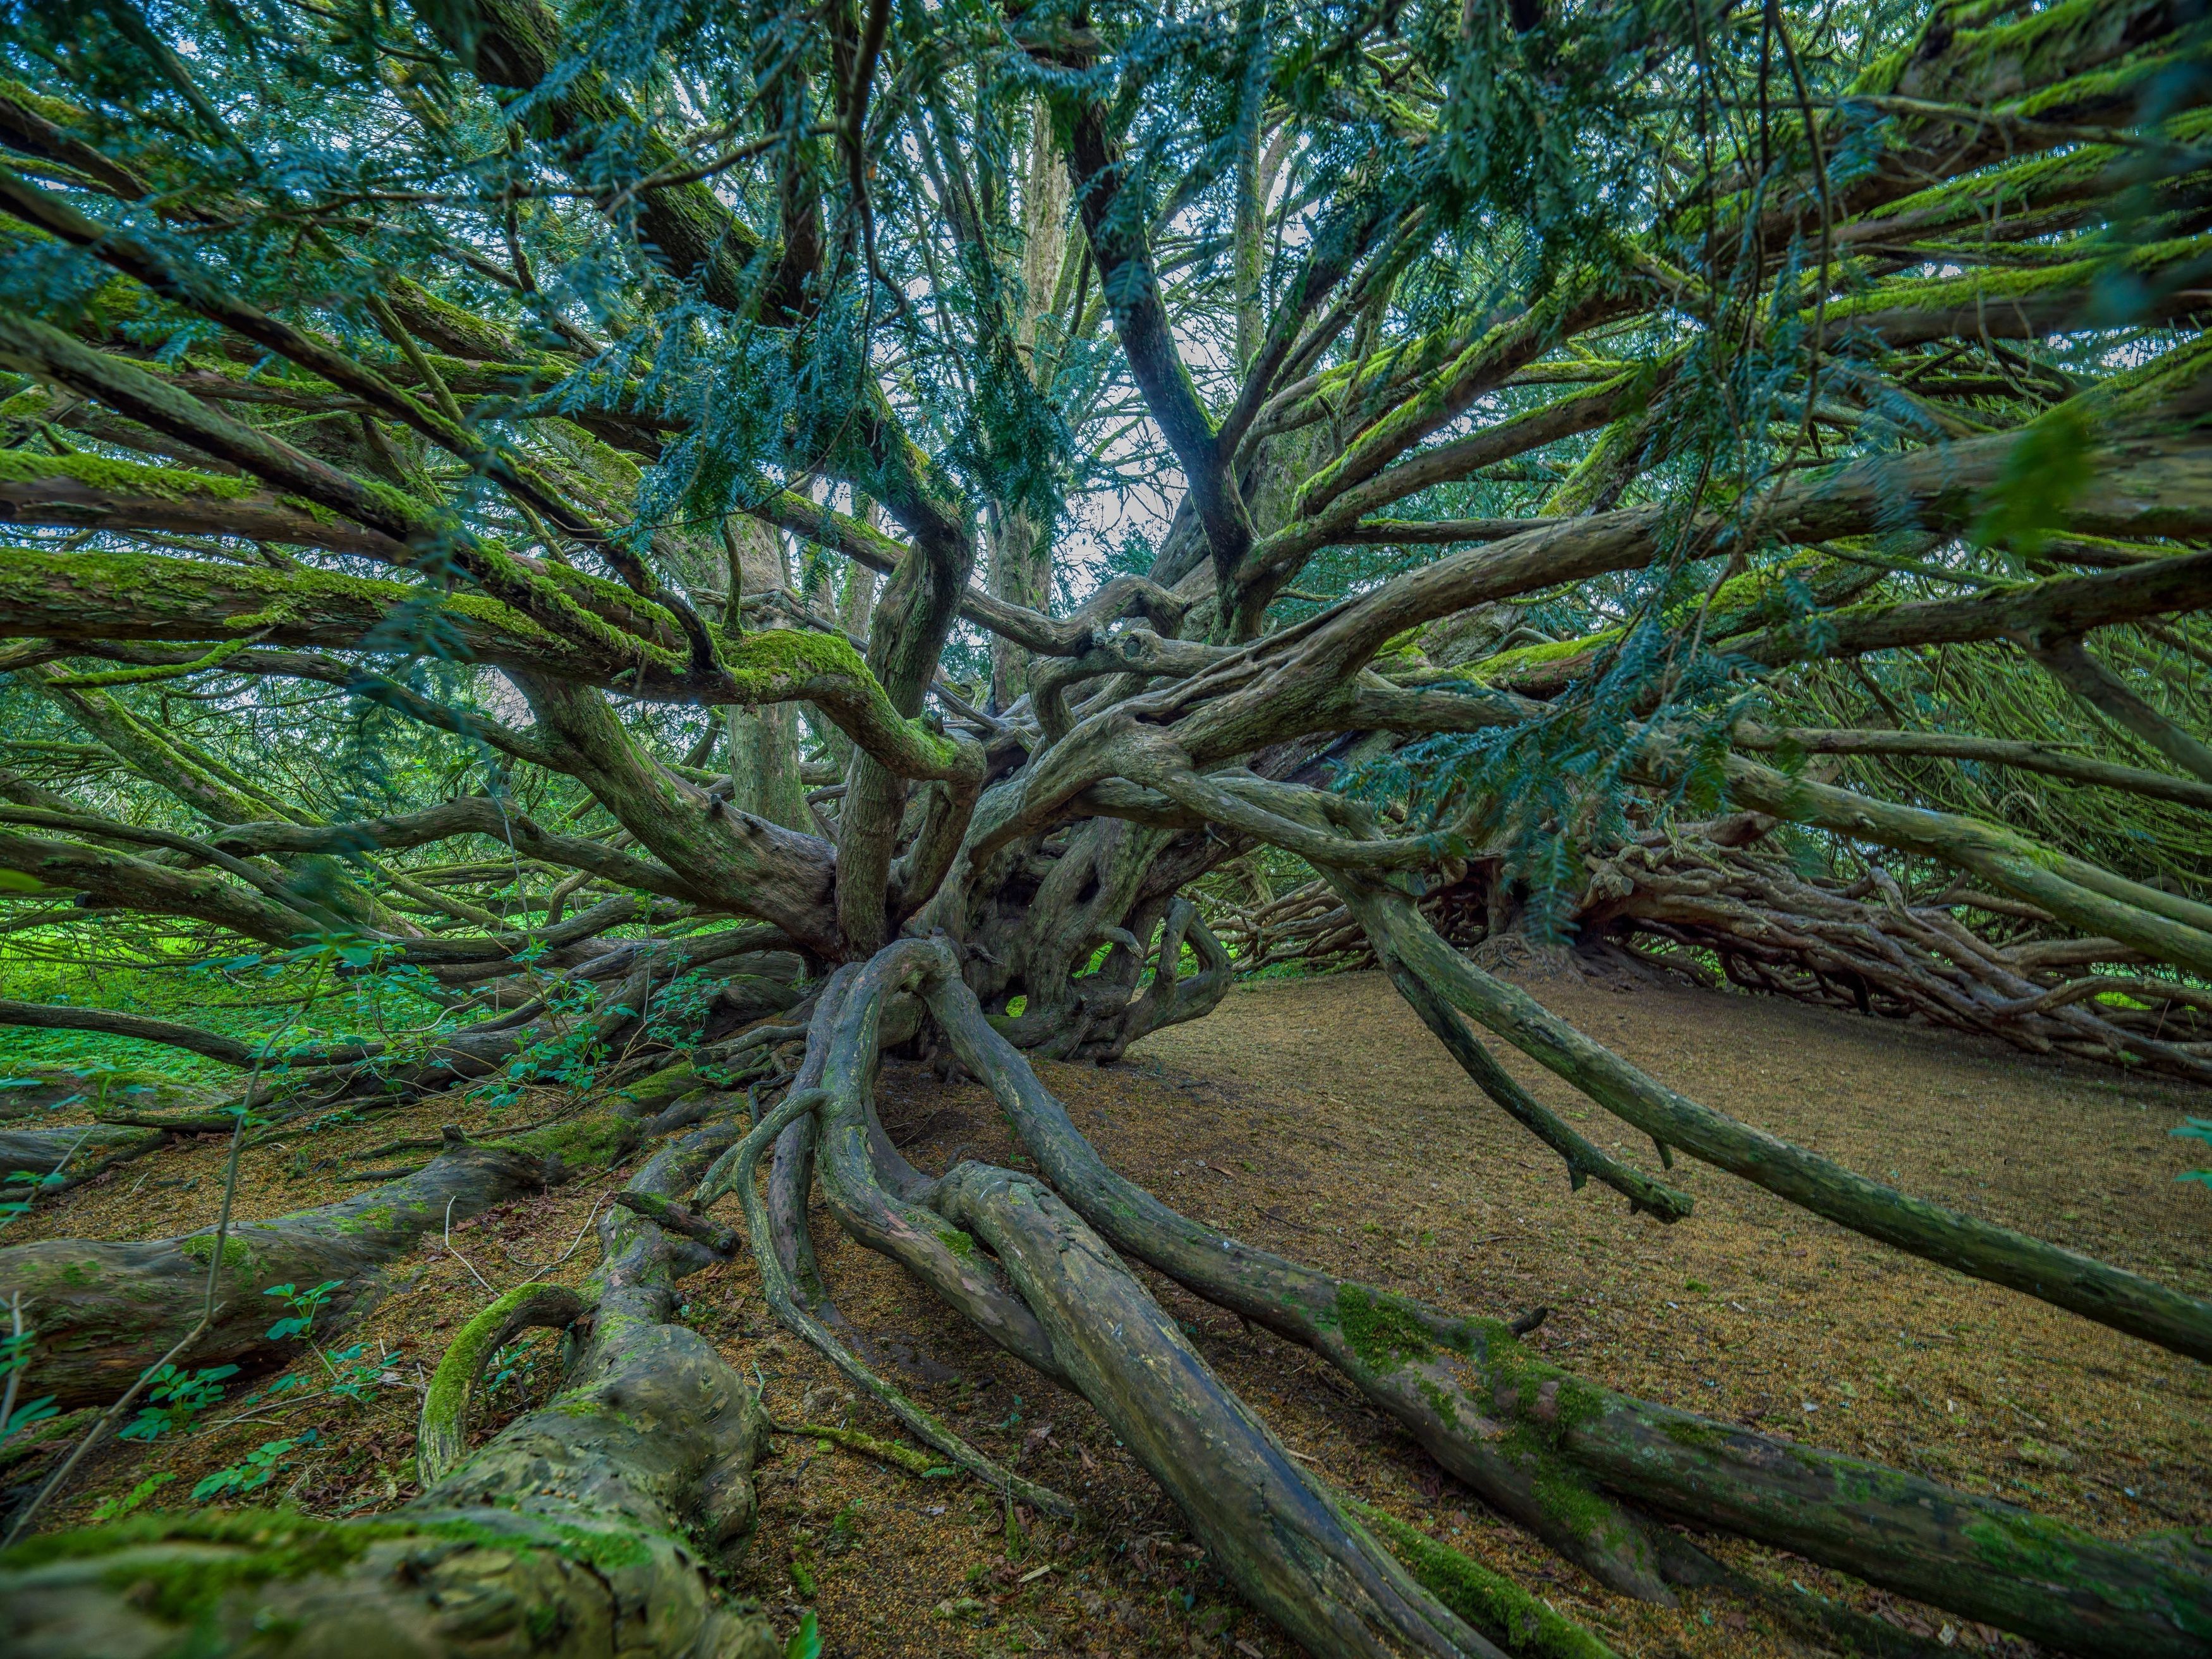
[709,1083,1077,1516]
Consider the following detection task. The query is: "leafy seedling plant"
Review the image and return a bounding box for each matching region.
[118,1362,240,1443]
[0,1307,58,1444]
[193,1428,321,1502]
[246,1279,398,1407]
[88,1473,176,1522]
[2175,1118,2212,1189]
[472,970,607,1110]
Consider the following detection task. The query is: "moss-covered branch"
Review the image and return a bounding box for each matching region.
[0,1119,633,1411]
[0,998,372,1068]
[0,448,411,558]
[415,1281,586,1486]
[917,938,2212,1655]
[0,1124,784,1659]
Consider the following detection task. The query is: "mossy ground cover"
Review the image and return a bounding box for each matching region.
[6,966,2206,1658]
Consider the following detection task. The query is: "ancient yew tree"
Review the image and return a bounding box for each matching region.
[0,0,2208,1649]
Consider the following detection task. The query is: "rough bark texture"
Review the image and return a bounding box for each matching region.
[0,1126,781,1659]
[905,939,2212,1657]
[4,3,2211,1651]
[0,1122,607,1411]
[934,1162,1510,1659]
[723,516,809,832]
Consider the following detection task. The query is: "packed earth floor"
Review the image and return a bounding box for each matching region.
[8,966,2209,1658]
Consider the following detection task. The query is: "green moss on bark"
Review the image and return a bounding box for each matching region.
[490,1110,635,1170]
[0,1510,382,1623]
[616,1061,702,1109]
[0,449,253,502]
[1349,1499,1620,1659]
[1331,1284,1446,1373]
[177,1232,255,1273]
[1471,629,1620,684]
[423,1282,562,1448]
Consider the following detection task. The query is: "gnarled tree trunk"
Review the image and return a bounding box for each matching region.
[0,1126,784,1659]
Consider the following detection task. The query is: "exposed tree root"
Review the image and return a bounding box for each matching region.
[935,1158,1510,1659]
[768,1418,957,1479]
[13,914,2201,1655]
[0,1125,784,1658]
[916,945,1679,1603]
[1364,937,1694,1221]
[905,937,2212,1657]
[0,978,809,1397]
[0,1117,628,1411]
[715,1083,1079,1519]
[714,941,1529,1659]
[1333,878,2212,1363]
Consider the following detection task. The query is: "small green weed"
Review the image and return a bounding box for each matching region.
[90,1473,176,1521]
[193,1429,319,1501]
[118,1363,239,1443]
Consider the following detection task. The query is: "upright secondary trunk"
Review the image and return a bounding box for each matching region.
[988,101,1073,710]
[722,515,808,831]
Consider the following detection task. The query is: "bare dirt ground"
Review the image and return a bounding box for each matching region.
[10,966,2209,1658]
